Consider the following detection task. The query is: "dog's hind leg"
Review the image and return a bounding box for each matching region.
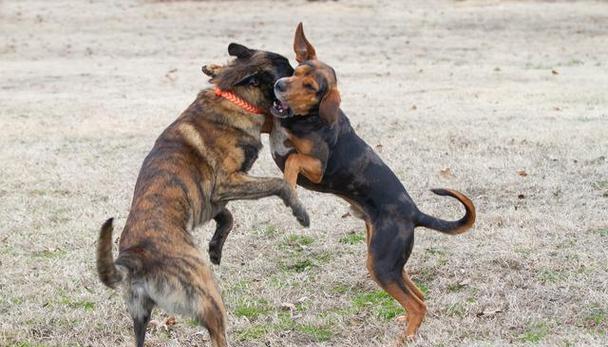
[195,301,228,347]
[190,270,228,347]
[149,261,228,347]
[208,208,234,265]
[366,222,427,338]
[402,270,425,301]
[125,285,155,347]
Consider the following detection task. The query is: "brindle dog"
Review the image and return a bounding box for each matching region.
[270,24,475,339]
[96,43,305,347]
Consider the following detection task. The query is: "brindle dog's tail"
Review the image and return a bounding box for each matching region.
[96,218,131,289]
[415,189,476,235]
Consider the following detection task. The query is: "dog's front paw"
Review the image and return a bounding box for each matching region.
[280,186,310,227]
[292,200,310,227]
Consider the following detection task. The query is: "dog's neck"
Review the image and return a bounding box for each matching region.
[213,87,265,115]
[188,89,266,139]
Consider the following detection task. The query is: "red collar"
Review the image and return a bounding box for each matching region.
[214,87,264,115]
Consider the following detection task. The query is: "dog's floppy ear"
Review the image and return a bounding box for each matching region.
[228,43,254,59]
[319,88,340,125]
[294,22,317,63]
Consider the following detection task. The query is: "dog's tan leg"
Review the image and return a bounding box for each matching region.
[370,272,427,338]
[365,223,427,339]
[283,153,323,190]
[402,270,425,301]
[215,173,309,226]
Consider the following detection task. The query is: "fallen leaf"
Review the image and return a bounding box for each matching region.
[517,170,528,177]
[476,308,502,317]
[280,302,296,312]
[165,68,178,81]
[552,69,559,75]
[164,316,176,326]
[439,167,455,178]
[149,316,177,332]
[458,279,471,286]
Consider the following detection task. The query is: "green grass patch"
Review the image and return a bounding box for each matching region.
[447,282,465,292]
[283,234,315,249]
[8,342,50,347]
[446,303,466,317]
[597,228,608,237]
[226,279,250,295]
[331,283,351,294]
[269,275,288,289]
[415,280,430,295]
[236,312,333,343]
[58,294,95,311]
[592,180,608,190]
[425,247,446,256]
[284,258,315,272]
[415,267,438,283]
[236,324,270,341]
[352,290,403,320]
[538,269,564,284]
[255,224,279,237]
[582,305,607,331]
[339,233,365,245]
[233,299,272,320]
[296,324,333,342]
[563,58,584,66]
[519,322,549,343]
[33,248,66,259]
[314,251,332,264]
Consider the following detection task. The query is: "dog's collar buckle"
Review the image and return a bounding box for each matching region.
[214,87,265,115]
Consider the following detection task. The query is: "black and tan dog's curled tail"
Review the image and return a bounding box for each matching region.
[415,189,476,235]
[96,218,124,289]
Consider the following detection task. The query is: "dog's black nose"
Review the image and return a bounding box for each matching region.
[275,79,287,93]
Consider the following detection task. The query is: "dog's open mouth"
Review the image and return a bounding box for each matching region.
[271,100,293,118]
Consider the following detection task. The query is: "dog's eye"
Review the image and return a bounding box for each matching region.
[303,83,316,91]
[248,77,259,87]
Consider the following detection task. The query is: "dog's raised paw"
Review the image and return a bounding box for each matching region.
[294,206,310,227]
[208,243,222,265]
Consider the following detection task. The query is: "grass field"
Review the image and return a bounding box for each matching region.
[1,0,607,346]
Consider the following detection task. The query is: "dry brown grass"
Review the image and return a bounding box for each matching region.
[1,0,607,346]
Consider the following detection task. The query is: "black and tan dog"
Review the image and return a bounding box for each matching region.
[269,24,476,339]
[96,43,306,347]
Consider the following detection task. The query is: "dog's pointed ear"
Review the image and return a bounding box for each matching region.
[294,22,317,63]
[201,64,224,78]
[228,43,254,59]
[319,88,340,125]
